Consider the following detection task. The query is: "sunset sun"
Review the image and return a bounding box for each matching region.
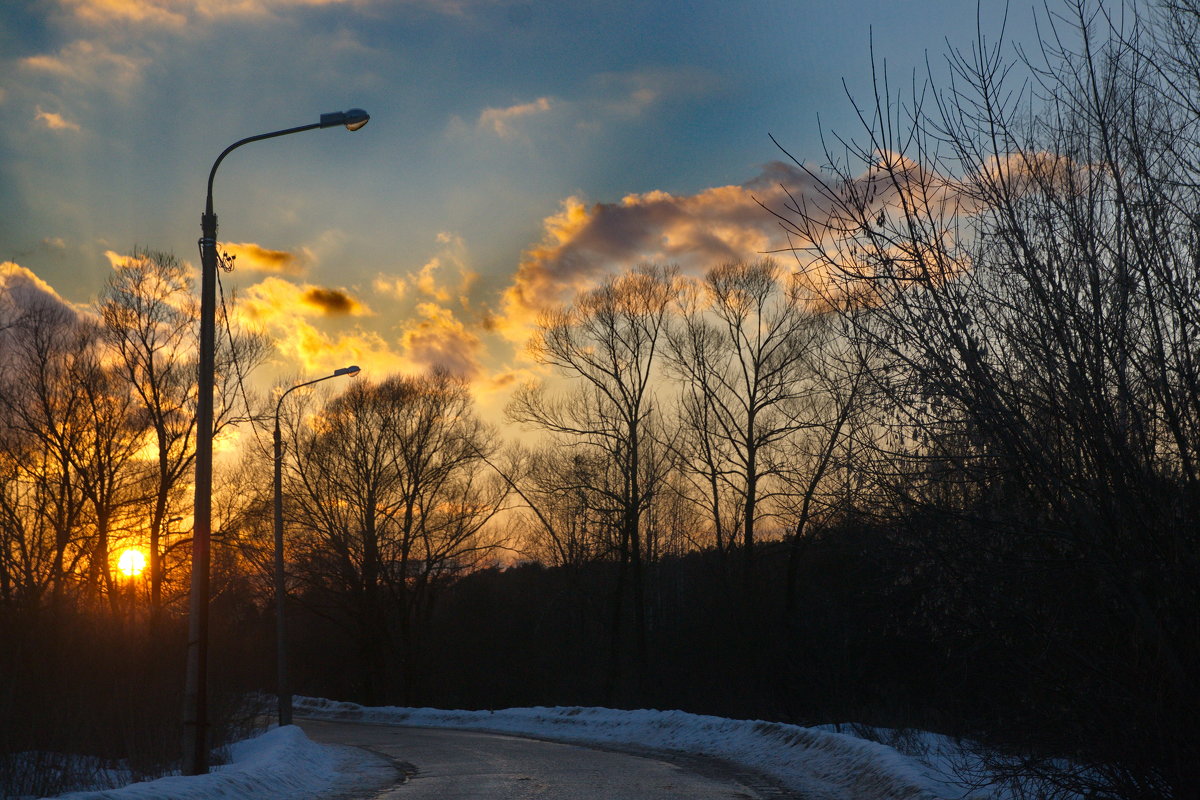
[117,548,146,578]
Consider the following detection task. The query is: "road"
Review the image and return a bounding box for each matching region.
[298,718,799,799]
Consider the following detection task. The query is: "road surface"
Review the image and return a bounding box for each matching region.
[298,718,799,799]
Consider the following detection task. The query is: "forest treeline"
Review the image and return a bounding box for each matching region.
[4,1,1200,798]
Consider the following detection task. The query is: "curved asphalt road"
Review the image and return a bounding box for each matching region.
[298,718,799,799]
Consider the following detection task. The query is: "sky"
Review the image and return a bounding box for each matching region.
[0,0,1033,423]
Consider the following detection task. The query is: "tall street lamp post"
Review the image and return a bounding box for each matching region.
[184,109,369,776]
[273,365,361,726]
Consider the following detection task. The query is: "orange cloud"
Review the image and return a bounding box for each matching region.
[372,274,407,300]
[302,287,361,316]
[234,281,401,376]
[241,276,368,323]
[104,249,143,269]
[380,231,478,307]
[494,164,817,344]
[0,262,80,322]
[491,154,999,343]
[58,0,190,27]
[414,258,453,301]
[399,303,483,378]
[273,317,408,376]
[477,97,552,139]
[222,242,310,275]
[57,0,464,28]
[34,107,81,131]
[248,296,486,383]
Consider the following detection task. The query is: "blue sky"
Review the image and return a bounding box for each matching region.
[0,0,1031,412]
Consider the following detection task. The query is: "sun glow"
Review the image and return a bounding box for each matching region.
[117,548,147,578]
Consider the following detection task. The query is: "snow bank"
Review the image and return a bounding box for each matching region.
[47,725,383,800]
[295,697,977,800]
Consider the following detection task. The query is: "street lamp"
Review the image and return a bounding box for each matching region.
[184,109,369,776]
[272,365,361,727]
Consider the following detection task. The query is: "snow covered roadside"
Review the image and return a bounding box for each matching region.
[295,697,991,800]
[46,725,391,800]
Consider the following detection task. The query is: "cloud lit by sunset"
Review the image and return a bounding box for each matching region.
[0,0,1030,414]
[222,242,311,275]
[490,161,836,345]
[399,302,483,378]
[34,107,81,132]
[240,276,368,323]
[478,97,553,140]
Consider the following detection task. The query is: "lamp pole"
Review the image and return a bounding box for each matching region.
[184,109,369,776]
[273,365,361,727]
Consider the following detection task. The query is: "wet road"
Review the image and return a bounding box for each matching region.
[298,718,796,799]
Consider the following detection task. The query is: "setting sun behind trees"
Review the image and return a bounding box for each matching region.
[117,548,147,579]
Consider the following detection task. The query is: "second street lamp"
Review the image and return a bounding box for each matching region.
[184,109,369,776]
[273,365,361,727]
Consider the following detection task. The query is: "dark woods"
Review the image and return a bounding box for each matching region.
[3,2,1200,799]
[0,251,268,797]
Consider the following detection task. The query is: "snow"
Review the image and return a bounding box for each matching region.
[44,725,386,800]
[294,698,999,800]
[45,699,1008,800]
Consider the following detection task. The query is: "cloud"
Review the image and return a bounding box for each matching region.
[413,258,453,301]
[453,68,716,146]
[374,231,477,307]
[413,255,476,305]
[22,40,149,91]
[0,262,80,322]
[34,107,81,131]
[241,276,369,322]
[477,97,552,139]
[493,162,816,343]
[490,153,999,341]
[302,287,361,316]
[0,264,88,382]
[104,249,200,281]
[104,249,138,269]
[272,317,409,376]
[399,302,483,378]
[242,292,484,381]
[55,0,474,28]
[373,275,407,300]
[233,279,403,375]
[222,242,311,275]
[57,0,191,27]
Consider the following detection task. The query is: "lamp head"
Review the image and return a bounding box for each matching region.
[320,109,370,131]
[334,365,362,377]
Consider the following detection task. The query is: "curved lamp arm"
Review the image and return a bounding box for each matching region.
[274,364,362,421]
[205,109,370,215]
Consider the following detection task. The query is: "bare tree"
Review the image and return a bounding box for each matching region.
[503,443,615,569]
[0,302,92,606]
[69,341,147,610]
[508,264,679,699]
[100,250,198,623]
[775,328,870,616]
[771,1,1200,795]
[665,258,824,592]
[286,371,503,703]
